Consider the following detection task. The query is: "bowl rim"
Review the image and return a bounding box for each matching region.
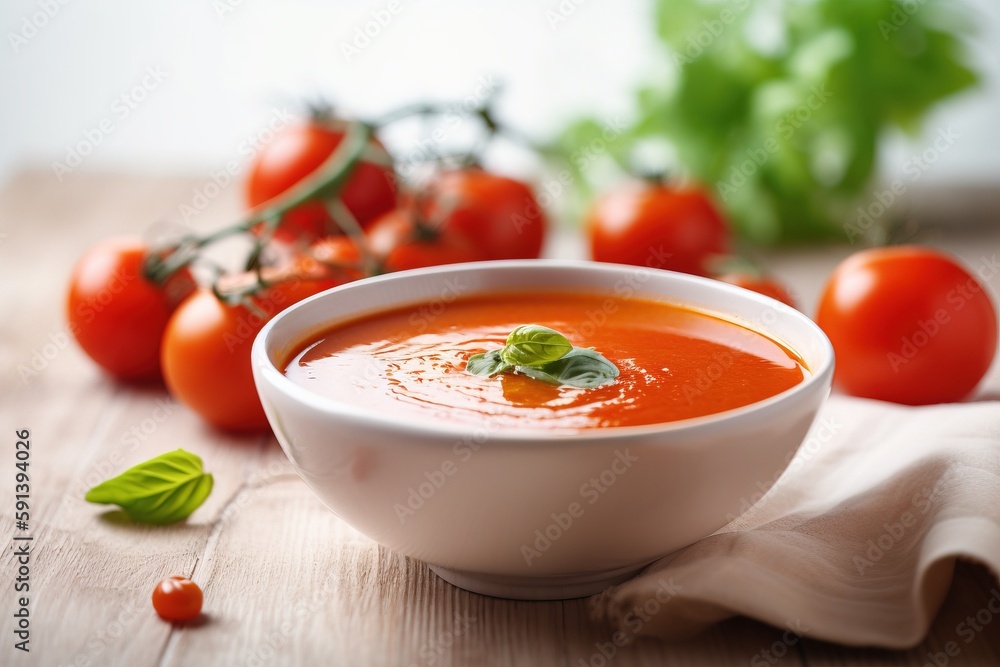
[252,259,835,444]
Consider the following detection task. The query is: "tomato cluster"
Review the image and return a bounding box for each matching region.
[66,115,549,431]
[66,108,998,428]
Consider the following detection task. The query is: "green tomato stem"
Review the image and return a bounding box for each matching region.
[323,198,380,277]
[143,121,373,288]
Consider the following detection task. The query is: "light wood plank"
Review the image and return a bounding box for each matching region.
[0,168,261,665]
[1,169,997,666]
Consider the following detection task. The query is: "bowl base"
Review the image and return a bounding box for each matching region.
[427,562,647,600]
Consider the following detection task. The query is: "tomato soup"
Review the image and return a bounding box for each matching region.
[282,292,806,431]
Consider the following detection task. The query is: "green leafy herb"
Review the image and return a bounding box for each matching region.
[515,347,620,389]
[466,325,619,389]
[552,0,978,243]
[466,349,512,377]
[501,325,574,367]
[85,449,213,525]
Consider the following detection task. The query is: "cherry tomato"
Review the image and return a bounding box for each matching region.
[423,169,546,260]
[816,246,997,405]
[67,238,195,381]
[152,576,203,623]
[715,273,797,308]
[162,278,331,431]
[268,251,353,294]
[586,182,729,276]
[309,236,366,283]
[246,121,396,243]
[367,208,487,273]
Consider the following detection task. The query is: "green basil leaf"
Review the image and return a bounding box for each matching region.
[85,449,214,525]
[501,325,573,367]
[515,347,619,389]
[466,349,511,377]
[465,326,619,390]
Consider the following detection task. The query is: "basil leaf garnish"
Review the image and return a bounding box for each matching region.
[465,325,619,390]
[515,347,620,389]
[501,325,573,367]
[466,349,512,377]
[85,449,214,525]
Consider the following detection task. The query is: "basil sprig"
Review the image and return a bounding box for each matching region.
[466,325,619,389]
[500,325,574,367]
[85,449,214,525]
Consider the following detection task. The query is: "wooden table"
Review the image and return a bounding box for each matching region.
[2,170,999,666]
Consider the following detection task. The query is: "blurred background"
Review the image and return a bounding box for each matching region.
[2,0,998,242]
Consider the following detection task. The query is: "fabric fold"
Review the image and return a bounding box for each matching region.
[592,397,1000,648]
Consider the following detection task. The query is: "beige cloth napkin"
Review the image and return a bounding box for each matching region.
[593,396,1000,648]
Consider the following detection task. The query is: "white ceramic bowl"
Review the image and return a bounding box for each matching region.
[252,260,834,599]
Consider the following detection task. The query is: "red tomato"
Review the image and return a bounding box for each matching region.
[423,169,546,260]
[152,576,203,623]
[716,273,797,308]
[816,246,997,405]
[67,238,194,381]
[272,251,350,293]
[246,121,396,243]
[309,236,366,282]
[586,182,729,276]
[367,208,487,273]
[162,279,330,431]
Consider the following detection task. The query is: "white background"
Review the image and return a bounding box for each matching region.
[2,0,998,190]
